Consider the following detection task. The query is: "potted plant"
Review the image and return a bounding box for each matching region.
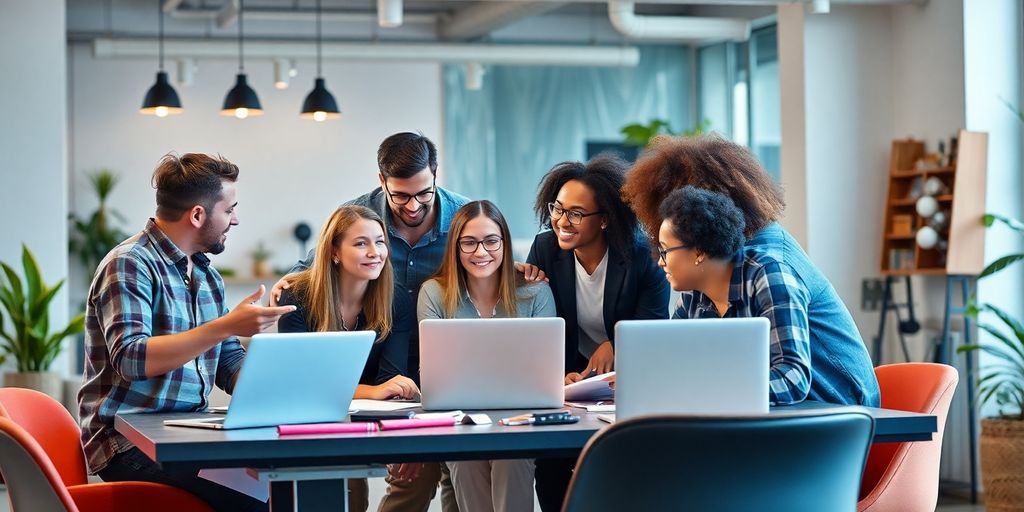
[959,213,1024,511]
[0,245,86,400]
[620,118,711,147]
[251,242,273,278]
[69,170,129,282]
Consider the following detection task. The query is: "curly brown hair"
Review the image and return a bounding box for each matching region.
[622,133,785,240]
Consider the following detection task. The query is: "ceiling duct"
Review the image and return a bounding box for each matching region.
[607,0,750,42]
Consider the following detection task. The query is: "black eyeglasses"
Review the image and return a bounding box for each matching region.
[657,244,688,262]
[384,180,436,206]
[547,202,604,225]
[458,236,503,254]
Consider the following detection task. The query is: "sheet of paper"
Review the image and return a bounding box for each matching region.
[415,410,465,420]
[565,401,616,413]
[349,399,422,412]
[199,468,268,502]
[563,371,615,401]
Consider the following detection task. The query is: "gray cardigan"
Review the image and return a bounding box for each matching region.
[418,278,557,321]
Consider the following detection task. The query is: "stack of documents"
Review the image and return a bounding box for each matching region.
[564,372,615,412]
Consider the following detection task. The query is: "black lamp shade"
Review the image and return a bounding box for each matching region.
[140,71,183,116]
[300,78,341,121]
[221,73,263,117]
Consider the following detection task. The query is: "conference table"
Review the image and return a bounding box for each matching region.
[116,401,937,512]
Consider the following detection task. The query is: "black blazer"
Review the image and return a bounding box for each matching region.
[526,230,670,373]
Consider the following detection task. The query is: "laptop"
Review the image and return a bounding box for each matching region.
[163,331,375,429]
[419,318,565,410]
[599,318,770,423]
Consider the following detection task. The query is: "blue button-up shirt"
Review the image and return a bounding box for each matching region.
[292,186,469,296]
[673,223,880,407]
[78,219,245,474]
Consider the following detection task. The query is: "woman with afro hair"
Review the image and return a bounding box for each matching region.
[623,135,879,408]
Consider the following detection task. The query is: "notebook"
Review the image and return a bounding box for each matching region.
[163,331,374,430]
[599,318,770,423]
[419,317,565,410]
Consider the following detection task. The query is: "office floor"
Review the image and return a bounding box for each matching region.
[0,484,988,511]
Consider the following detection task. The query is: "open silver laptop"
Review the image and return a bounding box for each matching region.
[163,331,374,429]
[419,318,565,410]
[599,318,770,423]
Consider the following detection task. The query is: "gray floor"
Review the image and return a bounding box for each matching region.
[0,484,989,511]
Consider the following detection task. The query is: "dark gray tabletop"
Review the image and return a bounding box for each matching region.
[116,401,936,473]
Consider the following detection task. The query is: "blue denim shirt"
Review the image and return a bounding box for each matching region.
[291,186,470,297]
[674,223,880,407]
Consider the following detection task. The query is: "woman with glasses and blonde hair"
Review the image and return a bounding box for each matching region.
[526,154,670,512]
[416,200,556,512]
[278,205,418,511]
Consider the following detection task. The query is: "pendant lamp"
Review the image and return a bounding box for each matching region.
[222,0,262,118]
[300,0,340,121]
[140,0,182,117]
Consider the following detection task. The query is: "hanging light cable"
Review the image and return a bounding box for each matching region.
[221,0,262,119]
[140,0,182,117]
[300,0,340,122]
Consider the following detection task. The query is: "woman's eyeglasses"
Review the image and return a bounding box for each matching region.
[459,237,503,254]
[547,202,604,225]
[657,244,688,262]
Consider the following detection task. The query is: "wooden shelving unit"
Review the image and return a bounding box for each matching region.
[879,130,988,276]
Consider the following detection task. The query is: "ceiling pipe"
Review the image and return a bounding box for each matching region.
[168,7,436,25]
[378,0,403,28]
[439,2,564,41]
[93,38,641,67]
[607,0,750,42]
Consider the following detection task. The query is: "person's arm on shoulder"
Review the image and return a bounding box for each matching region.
[753,261,813,405]
[269,248,315,306]
[417,280,446,321]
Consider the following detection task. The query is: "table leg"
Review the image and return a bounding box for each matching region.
[296,479,348,512]
[269,481,295,512]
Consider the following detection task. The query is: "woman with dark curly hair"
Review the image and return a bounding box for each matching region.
[625,135,879,408]
[526,153,670,511]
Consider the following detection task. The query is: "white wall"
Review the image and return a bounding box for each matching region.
[68,43,443,300]
[0,0,71,375]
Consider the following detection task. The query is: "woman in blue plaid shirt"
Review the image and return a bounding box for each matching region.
[623,135,880,407]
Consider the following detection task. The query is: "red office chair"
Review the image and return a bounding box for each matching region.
[0,387,212,512]
[858,363,959,512]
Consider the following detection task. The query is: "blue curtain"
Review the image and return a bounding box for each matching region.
[444,45,691,240]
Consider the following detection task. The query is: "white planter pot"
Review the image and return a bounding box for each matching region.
[3,371,64,402]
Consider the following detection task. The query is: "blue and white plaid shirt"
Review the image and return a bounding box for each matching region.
[673,224,880,407]
[78,219,245,473]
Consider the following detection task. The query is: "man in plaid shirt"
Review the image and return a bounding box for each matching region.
[77,153,295,511]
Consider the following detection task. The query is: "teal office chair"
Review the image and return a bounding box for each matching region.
[562,412,875,512]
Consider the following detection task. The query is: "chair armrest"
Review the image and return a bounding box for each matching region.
[67,481,213,512]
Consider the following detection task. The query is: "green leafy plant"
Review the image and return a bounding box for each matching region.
[620,118,711,147]
[251,242,272,262]
[0,245,86,372]
[958,213,1024,420]
[69,170,128,282]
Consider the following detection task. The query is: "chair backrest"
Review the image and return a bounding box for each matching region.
[0,387,89,487]
[563,412,875,512]
[0,417,78,512]
[858,363,958,512]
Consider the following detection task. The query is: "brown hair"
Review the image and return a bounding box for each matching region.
[152,153,239,221]
[290,206,394,340]
[622,134,785,240]
[432,200,520,318]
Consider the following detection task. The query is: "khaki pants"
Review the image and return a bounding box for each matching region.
[448,459,534,512]
[376,462,458,512]
[349,478,369,511]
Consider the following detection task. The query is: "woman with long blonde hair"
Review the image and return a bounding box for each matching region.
[278,205,418,511]
[417,200,556,512]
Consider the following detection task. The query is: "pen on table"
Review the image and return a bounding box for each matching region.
[499,414,534,426]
